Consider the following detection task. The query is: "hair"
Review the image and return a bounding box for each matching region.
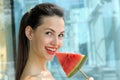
[15,3,64,80]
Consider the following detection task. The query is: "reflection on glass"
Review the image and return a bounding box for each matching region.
[0,0,7,79]
[0,0,15,80]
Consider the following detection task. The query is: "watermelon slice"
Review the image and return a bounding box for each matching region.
[56,52,87,78]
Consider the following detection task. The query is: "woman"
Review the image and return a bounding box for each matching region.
[15,3,94,80]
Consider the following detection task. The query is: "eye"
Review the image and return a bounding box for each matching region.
[58,33,64,38]
[45,31,52,36]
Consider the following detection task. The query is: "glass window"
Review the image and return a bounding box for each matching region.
[0,0,15,80]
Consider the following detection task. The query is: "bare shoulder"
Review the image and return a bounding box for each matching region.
[23,76,36,80]
[22,71,54,80]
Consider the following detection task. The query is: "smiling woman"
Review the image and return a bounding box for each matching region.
[15,2,94,80]
[15,3,64,80]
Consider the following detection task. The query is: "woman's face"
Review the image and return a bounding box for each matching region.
[30,16,64,60]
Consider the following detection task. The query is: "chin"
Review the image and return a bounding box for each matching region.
[46,55,55,61]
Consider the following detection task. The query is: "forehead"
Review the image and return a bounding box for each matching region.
[35,16,64,32]
[42,16,64,24]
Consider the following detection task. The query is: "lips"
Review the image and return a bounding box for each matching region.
[45,47,57,55]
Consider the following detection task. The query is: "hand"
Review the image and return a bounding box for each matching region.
[88,77,94,80]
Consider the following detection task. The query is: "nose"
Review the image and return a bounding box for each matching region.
[51,37,60,46]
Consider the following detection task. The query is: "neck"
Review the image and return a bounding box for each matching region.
[24,51,48,76]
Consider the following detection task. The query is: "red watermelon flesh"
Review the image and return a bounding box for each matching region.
[56,52,87,78]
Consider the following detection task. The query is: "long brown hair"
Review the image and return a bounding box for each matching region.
[15,3,64,80]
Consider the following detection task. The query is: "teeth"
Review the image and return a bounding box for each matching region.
[47,48,56,52]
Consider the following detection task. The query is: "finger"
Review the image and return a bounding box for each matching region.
[88,77,94,80]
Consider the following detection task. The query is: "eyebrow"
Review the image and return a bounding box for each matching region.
[45,28,65,33]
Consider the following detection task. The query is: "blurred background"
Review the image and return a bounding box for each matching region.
[0,0,120,80]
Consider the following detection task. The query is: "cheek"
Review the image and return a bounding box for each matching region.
[32,35,44,48]
[44,37,52,44]
[58,40,63,48]
[32,39,41,49]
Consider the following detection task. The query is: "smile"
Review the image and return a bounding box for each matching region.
[45,47,57,55]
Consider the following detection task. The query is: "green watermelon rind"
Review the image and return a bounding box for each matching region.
[67,55,88,78]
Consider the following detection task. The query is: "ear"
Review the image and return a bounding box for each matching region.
[25,26,34,40]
